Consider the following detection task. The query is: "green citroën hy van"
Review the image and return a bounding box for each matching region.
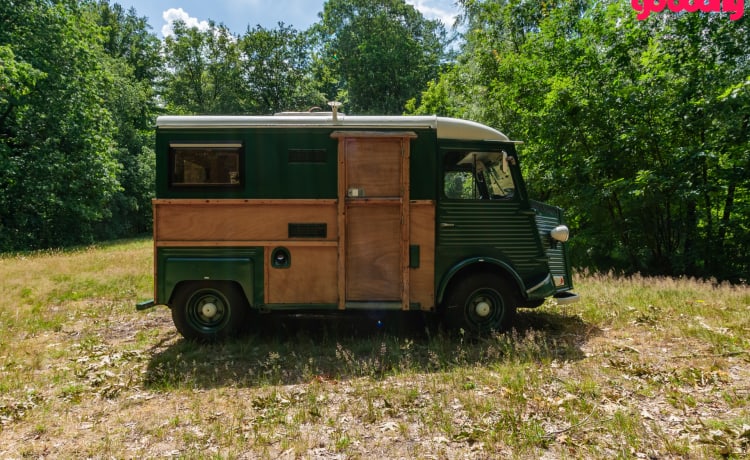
[138,109,578,341]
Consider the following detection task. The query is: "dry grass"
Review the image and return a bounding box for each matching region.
[0,239,748,458]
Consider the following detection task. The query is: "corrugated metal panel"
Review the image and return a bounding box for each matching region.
[437,201,546,273]
[531,200,572,290]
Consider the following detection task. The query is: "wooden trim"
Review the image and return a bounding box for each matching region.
[153,198,337,206]
[331,131,417,139]
[170,142,243,148]
[344,198,401,206]
[263,246,270,304]
[401,138,410,310]
[155,240,338,248]
[337,137,347,310]
[152,199,158,301]
[409,201,435,310]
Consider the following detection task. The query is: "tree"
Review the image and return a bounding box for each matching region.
[94,1,161,237]
[161,20,243,114]
[161,21,322,115]
[240,23,325,114]
[0,0,121,249]
[314,0,450,114]
[411,0,750,281]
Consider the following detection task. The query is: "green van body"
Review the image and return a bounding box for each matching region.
[146,113,578,340]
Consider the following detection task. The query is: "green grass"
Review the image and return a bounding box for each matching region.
[0,239,748,458]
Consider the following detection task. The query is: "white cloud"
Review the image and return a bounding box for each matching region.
[161,8,210,37]
[406,0,458,27]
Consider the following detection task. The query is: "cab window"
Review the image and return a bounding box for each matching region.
[443,150,515,200]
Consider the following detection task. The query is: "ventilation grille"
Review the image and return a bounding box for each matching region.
[288,223,327,238]
[288,149,327,163]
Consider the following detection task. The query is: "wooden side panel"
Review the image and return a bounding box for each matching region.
[267,246,338,304]
[410,201,435,309]
[345,138,401,197]
[154,200,337,242]
[345,204,401,301]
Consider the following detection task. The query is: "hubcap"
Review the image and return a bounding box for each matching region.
[188,291,229,331]
[201,302,218,319]
[475,299,492,317]
[465,287,505,332]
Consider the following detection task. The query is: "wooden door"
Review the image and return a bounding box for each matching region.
[332,132,416,309]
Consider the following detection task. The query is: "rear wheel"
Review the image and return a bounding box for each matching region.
[171,281,248,342]
[443,273,518,335]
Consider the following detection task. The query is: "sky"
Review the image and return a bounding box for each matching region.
[113,0,461,38]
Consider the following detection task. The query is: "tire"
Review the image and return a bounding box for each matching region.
[443,273,518,335]
[171,281,248,342]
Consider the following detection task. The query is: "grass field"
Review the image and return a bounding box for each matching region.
[0,238,748,458]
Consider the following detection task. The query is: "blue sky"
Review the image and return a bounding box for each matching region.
[114,0,460,37]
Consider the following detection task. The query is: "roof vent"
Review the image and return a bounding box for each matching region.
[328,101,342,122]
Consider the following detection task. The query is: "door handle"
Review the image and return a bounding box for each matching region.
[440,223,455,228]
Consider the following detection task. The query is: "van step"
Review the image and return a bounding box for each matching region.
[345,301,421,311]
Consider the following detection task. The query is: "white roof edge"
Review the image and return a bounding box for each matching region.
[156,114,513,142]
[435,117,509,142]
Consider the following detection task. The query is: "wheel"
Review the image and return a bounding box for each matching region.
[171,281,248,342]
[443,273,518,335]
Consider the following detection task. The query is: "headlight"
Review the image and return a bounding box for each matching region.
[550,225,569,243]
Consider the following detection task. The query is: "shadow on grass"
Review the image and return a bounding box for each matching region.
[143,308,600,390]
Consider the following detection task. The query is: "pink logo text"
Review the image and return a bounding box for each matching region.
[631,0,745,21]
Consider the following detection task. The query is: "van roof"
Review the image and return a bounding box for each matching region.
[156,114,512,142]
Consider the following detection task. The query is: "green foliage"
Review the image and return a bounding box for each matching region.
[0,0,120,249]
[160,0,452,116]
[94,1,161,237]
[412,0,750,281]
[240,24,326,114]
[0,1,159,250]
[161,21,324,115]
[0,45,45,108]
[161,21,243,114]
[314,0,450,114]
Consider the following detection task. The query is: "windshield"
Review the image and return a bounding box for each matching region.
[444,150,515,200]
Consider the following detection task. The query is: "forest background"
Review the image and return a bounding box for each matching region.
[1,0,748,282]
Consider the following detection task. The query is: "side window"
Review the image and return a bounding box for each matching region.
[443,150,515,200]
[170,143,242,187]
[444,170,477,199]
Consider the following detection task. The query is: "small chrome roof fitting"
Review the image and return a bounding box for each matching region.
[328,101,343,122]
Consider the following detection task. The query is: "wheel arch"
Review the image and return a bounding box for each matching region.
[168,279,251,308]
[437,258,524,309]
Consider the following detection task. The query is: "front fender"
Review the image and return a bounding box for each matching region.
[437,257,525,305]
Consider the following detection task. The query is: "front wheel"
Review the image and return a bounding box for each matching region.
[443,273,518,335]
[171,281,248,342]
